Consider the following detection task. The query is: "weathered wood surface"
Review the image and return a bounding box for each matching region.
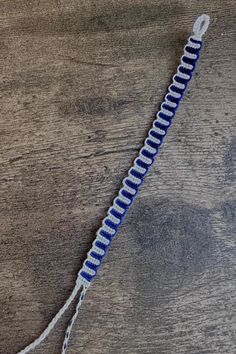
[0,1,236,353]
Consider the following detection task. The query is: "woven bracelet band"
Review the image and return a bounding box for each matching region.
[17,14,210,354]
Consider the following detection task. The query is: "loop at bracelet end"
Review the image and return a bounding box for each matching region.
[193,14,210,40]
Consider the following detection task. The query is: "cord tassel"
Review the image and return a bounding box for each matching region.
[17,14,210,354]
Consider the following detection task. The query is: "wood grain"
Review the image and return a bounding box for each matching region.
[0,1,236,353]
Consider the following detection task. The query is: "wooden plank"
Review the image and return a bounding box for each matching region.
[0,0,236,353]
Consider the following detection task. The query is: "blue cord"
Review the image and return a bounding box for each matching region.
[78,36,204,286]
[17,14,210,354]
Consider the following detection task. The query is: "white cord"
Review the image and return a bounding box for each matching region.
[61,285,88,354]
[17,279,84,354]
[193,14,210,40]
[15,13,210,354]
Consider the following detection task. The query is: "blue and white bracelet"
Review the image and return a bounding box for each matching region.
[18,14,210,354]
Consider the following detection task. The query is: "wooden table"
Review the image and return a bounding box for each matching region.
[1,1,235,353]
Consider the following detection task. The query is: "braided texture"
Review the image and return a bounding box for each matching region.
[61,285,87,354]
[17,14,210,354]
[78,35,203,286]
